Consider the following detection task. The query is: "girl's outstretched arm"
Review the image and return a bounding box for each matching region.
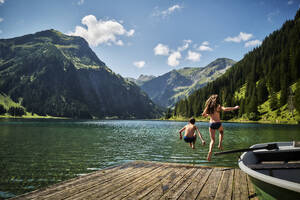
[221,105,240,112]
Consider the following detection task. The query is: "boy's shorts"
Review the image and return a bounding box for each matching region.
[184,136,196,143]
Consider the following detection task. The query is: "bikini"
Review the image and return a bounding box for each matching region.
[209,122,222,130]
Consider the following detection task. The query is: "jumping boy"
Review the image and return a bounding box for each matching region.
[202,94,239,161]
[179,118,206,149]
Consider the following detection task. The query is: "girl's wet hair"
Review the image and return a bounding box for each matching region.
[205,94,220,114]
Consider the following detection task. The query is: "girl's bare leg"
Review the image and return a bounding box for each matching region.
[207,128,215,161]
[218,126,224,150]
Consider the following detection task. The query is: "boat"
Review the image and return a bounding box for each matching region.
[238,141,300,199]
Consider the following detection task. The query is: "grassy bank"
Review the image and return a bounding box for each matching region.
[163,115,299,125]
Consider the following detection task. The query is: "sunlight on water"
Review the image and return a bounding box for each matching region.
[0,119,300,198]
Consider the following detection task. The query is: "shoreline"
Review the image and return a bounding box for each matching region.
[0,115,299,125]
[161,116,299,125]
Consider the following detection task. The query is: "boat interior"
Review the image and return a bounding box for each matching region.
[247,142,300,183]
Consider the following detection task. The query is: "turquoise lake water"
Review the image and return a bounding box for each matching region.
[0,119,300,198]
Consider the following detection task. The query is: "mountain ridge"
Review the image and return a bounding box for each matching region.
[137,58,236,108]
[0,29,162,119]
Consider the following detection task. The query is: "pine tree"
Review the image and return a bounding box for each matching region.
[0,105,6,115]
[270,91,278,111]
[295,81,300,113]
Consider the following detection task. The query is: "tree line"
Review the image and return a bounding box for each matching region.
[0,105,26,116]
[172,9,300,121]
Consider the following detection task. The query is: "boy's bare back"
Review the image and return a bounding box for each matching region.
[184,124,197,137]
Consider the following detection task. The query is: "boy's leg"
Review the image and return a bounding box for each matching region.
[192,134,196,149]
[207,128,215,161]
[218,126,224,150]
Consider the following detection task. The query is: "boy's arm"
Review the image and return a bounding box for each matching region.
[178,126,185,139]
[221,105,240,112]
[196,126,205,145]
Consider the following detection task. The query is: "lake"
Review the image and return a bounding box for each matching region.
[0,119,300,198]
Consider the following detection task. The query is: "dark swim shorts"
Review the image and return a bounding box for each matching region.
[209,122,222,130]
[184,136,196,143]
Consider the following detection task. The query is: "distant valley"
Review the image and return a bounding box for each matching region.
[128,58,236,108]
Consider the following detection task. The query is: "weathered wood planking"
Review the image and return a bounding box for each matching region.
[12,161,258,200]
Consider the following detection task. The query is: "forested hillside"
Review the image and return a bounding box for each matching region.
[173,9,300,123]
[0,30,162,119]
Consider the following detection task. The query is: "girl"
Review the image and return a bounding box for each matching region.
[202,94,239,161]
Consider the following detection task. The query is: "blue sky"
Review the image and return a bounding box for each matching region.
[0,0,299,78]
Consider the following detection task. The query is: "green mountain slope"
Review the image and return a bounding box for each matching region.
[0,29,162,119]
[173,9,300,123]
[140,58,236,108]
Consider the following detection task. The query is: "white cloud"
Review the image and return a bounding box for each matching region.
[68,15,135,47]
[153,4,183,17]
[133,61,146,68]
[202,41,209,46]
[198,41,213,51]
[0,30,2,34]
[186,50,201,62]
[288,0,293,5]
[78,0,84,5]
[168,51,181,67]
[0,18,3,23]
[245,40,262,48]
[224,32,253,43]
[0,0,4,4]
[178,40,192,52]
[198,45,213,51]
[127,29,135,37]
[116,40,124,46]
[154,43,169,56]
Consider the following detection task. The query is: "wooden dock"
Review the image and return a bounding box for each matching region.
[12,161,258,200]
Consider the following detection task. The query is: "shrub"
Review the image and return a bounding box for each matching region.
[0,104,7,115]
[8,107,25,116]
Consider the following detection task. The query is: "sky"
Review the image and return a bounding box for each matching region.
[0,0,299,78]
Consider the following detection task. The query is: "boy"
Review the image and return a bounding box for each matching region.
[179,118,206,149]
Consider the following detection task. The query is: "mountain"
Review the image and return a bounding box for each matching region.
[139,58,236,108]
[173,9,300,123]
[126,74,156,86]
[0,29,162,119]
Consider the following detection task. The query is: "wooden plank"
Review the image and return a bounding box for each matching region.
[177,168,212,200]
[42,162,156,200]
[196,167,224,200]
[124,167,182,199]
[247,175,259,200]
[233,168,249,200]
[11,161,252,200]
[99,165,167,199]
[12,161,142,200]
[159,168,200,199]
[66,163,162,200]
[145,167,193,200]
[111,164,175,199]
[214,169,234,200]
